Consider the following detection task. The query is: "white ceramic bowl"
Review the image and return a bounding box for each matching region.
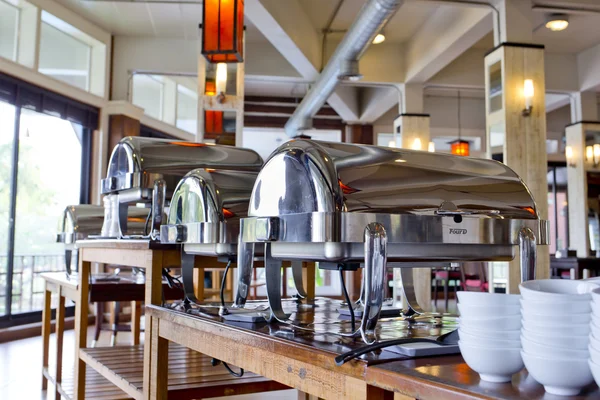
[592,300,600,317]
[589,344,600,365]
[457,291,520,306]
[460,315,522,331]
[589,359,600,388]
[460,325,521,341]
[520,279,597,302]
[591,287,600,305]
[521,328,589,350]
[459,329,521,348]
[457,303,520,318]
[521,336,588,359]
[459,341,524,383]
[521,308,590,325]
[590,333,600,350]
[521,351,594,396]
[522,319,591,336]
[520,298,592,315]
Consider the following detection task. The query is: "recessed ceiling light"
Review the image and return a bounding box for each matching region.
[372,33,386,44]
[545,14,569,31]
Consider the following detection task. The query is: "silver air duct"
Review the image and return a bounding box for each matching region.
[284,0,403,137]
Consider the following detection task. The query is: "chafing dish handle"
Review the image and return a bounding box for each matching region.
[519,227,536,282]
[150,179,166,240]
[234,241,255,307]
[360,222,387,344]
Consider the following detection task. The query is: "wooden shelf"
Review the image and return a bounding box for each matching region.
[43,364,131,400]
[80,344,286,400]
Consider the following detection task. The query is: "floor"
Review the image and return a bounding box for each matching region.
[0,325,296,400]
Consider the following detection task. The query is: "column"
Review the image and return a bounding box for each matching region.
[566,89,600,257]
[485,0,549,293]
[393,84,432,312]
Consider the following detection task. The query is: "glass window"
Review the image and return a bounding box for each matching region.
[547,166,568,254]
[176,85,198,134]
[39,22,91,91]
[10,109,83,314]
[0,1,19,62]
[132,74,163,120]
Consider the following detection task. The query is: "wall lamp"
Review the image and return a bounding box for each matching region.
[586,144,600,168]
[215,62,227,103]
[522,79,534,116]
[566,145,576,168]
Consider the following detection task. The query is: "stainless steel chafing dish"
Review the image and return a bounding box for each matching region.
[101,137,263,240]
[159,157,263,303]
[56,204,148,275]
[233,140,549,342]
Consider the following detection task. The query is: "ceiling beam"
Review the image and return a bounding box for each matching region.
[578,42,600,92]
[245,0,360,122]
[404,6,492,83]
[358,85,401,123]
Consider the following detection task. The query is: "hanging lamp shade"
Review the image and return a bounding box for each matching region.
[450,140,470,157]
[202,0,245,63]
[205,80,217,96]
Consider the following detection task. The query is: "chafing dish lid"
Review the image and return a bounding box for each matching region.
[167,169,258,225]
[102,137,263,194]
[249,140,538,219]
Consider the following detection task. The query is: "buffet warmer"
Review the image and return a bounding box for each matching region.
[101,137,263,240]
[56,204,147,275]
[159,150,264,303]
[232,140,549,343]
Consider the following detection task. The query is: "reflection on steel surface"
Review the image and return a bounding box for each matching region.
[234,139,550,344]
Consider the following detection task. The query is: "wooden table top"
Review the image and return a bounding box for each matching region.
[367,356,600,400]
[75,239,179,251]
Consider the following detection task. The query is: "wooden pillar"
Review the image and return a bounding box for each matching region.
[484,43,549,292]
[344,124,374,144]
[566,122,600,257]
[394,113,432,312]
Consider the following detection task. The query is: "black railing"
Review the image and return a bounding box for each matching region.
[0,254,65,315]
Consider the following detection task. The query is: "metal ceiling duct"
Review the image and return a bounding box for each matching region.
[284,0,403,137]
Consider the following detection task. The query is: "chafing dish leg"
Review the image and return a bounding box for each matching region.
[234,241,255,307]
[150,179,166,240]
[360,223,387,344]
[519,227,537,282]
[118,201,128,238]
[291,261,307,299]
[398,268,425,317]
[265,243,290,323]
[65,249,72,277]
[181,251,200,305]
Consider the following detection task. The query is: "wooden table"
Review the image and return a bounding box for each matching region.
[73,240,215,400]
[72,239,294,400]
[146,298,600,400]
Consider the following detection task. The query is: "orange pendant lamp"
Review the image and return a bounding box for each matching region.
[450,90,470,157]
[202,0,245,63]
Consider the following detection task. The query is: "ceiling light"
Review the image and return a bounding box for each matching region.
[545,14,569,31]
[372,33,386,44]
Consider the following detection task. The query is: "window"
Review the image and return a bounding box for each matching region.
[548,165,568,254]
[0,1,19,62]
[176,85,198,134]
[132,74,164,120]
[39,21,91,91]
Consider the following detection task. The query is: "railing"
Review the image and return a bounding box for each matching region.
[0,253,66,315]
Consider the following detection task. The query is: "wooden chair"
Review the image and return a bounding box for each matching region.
[432,268,461,311]
[459,262,489,292]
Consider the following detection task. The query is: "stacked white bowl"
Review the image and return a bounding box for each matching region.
[457,291,523,383]
[588,287,600,388]
[520,279,596,396]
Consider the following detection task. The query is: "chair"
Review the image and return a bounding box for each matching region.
[460,262,489,292]
[433,268,461,311]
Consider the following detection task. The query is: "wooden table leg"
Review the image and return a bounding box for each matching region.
[55,290,66,400]
[143,252,165,399]
[302,262,316,301]
[74,258,90,400]
[132,300,141,345]
[149,317,168,400]
[41,283,52,390]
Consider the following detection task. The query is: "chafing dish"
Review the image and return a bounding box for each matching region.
[160,161,263,303]
[57,204,148,275]
[101,137,263,239]
[233,140,549,342]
